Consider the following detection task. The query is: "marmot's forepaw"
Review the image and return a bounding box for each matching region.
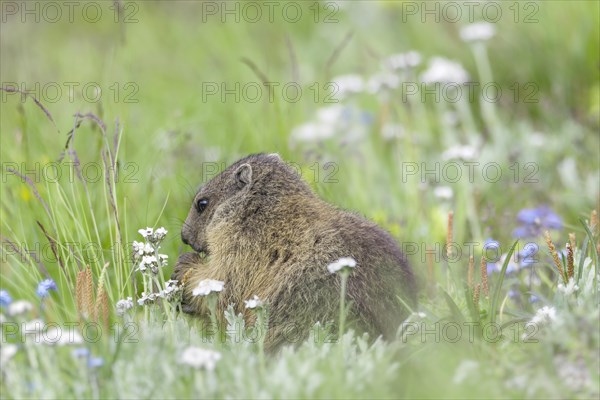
[171,252,203,282]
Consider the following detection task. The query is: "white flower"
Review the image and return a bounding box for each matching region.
[43,328,84,346]
[137,292,158,306]
[192,279,225,297]
[420,57,469,85]
[557,278,580,296]
[331,74,365,100]
[244,295,263,309]
[179,346,222,371]
[383,51,422,70]
[160,280,183,302]
[367,71,400,94]
[132,241,144,256]
[528,132,545,147]
[22,319,45,333]
[153,227,168,241]
[316,104,345,126]
[0,344,18,367]
[530,306,557,326]
[132,241,154,258]
[116,297,134,316]
[290,122,336,143]
[8,300,33,316]
[452,359,479,384]
[138,255,159,274]
[433,186,454,200]
[138,227,154,238]
[442,145,478,161]
[460,22,496,43]
[327,257,357,274]
[381,123,404,140]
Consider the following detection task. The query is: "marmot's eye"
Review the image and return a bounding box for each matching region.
[196,198,208,214]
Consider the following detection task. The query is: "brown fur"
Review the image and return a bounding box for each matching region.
[172,153,416,350]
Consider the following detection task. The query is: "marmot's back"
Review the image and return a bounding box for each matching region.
[175,153,417,350]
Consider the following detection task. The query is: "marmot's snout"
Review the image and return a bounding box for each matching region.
[181,231,190,246]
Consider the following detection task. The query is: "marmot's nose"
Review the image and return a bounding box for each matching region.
[181,233,190,246]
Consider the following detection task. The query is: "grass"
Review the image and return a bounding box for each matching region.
[1,1,599,399]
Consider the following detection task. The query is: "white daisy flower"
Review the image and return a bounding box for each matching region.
[8,300,33,316]
[22,318,45,333]
[0,344,18,367]
[192,279,225,297]
[179,346,222,371]
[383,51,422,70]
[420,57,469,85]
[327,257,357,274]
[442,145,478,161]
[290,122,336,143]
[316,104,345,126]
[433,186,454,200]
[367,71,400,94]
[460,22,496,43]
[42,328,84,346]
[244,295,264,309]
[331,74,365,100]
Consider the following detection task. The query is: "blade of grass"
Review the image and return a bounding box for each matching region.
[579,218,598,288]
[577,235,589,284]
[464,284,481,325]
[440,286,465,323]
[490,240,519,325]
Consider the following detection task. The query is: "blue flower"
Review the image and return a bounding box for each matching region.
[512,206,562,238]
[503,254,520,274]
[482,238,501,274]
[0,290,12,308]
[36,279,57,298]
[71,348,103,368]
[518,243,539,267]
[529,295,539,303]
[72,348,90,358]
[88,357,104,369]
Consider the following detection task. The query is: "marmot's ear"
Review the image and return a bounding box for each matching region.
[267,153,282,161]
[234,163,252,189]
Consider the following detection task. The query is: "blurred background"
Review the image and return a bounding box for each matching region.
[2,2,598,236]
[0,1,599,398]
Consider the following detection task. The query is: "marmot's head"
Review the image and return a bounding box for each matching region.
[181,153,313,255]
